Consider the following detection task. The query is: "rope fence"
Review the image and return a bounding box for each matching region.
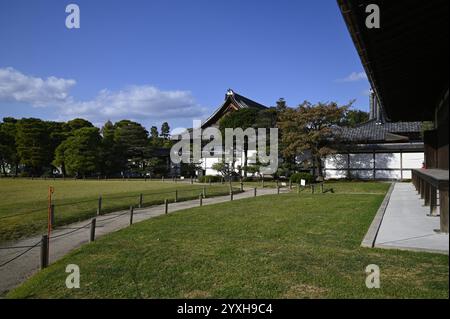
[0,183,244,270]
[0,240,41,268]
[1,180,323,271]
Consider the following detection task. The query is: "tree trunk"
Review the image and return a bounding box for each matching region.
[316,155,323,178]
[244,149,248,178]
[1,160,6,177]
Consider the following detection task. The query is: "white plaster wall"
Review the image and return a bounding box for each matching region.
[376,169,402,179]
[325,169,347,179]
[402,152,424,169]
[351,169,374,180]
[349,153,374,169]
[201,149,253,176]
[325,154,348,169]
[375,153,401,169]
[324,151,424,180]
[402,170,412,179]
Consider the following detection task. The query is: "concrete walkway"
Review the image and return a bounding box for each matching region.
[0,187,285,296]
[375,183,449,254]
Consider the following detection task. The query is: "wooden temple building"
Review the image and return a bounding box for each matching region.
[337,0,449,232]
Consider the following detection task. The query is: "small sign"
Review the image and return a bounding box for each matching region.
[180,176,185,180]
[300,179,306,186]
[281,182,287,187]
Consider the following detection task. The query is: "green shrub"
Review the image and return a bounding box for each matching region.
[290,172,314,184]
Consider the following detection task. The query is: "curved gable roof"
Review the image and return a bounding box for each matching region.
[201,89,268,128]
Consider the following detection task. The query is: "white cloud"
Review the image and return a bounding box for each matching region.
[0,67,76,106]
[61,86,207,124]
[0,67,207,125]
[336,71,368,83]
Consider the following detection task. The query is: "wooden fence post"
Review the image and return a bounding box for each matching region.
[199,194,203,207]
[139,193,143,208]
[90,218,96,242]
[129,206,134,225]
[165,199,168,214]
[40,235,49,269]
[97,196,102,216]
[254,187,257,197]
[175,190,178,202]
[50,204,55,229]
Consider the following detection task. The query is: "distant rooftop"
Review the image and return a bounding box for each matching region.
[338,119,423,144]
[201,89,268,128]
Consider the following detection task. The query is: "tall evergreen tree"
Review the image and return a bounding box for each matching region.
[55,127,102,177]
[0,118,19,176]
[15,118,52,176]
[114,120,150,175]
[160,122,170,140]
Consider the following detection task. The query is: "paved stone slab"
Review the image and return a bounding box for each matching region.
[375,183,449,254]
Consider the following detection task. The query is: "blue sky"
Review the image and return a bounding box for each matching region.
[0,0,370,131]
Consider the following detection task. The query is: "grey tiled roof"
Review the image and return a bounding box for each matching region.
[201,89,267,129]
[232,92,268,110]
[338,119,423,143]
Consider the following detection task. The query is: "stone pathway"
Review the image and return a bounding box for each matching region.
[375,183,449,254]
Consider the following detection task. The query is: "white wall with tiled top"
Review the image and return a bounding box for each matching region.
[324,152,424,180]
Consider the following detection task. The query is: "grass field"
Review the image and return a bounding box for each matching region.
[8,182,449,298]
[0,178,239,243]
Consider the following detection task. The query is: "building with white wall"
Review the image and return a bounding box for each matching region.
[199,89,268,176]
[324,92,424,180]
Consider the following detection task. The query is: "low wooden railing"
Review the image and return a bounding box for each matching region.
[412,168,449,233]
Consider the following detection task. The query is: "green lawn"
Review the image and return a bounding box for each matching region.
[0,178,238,243]
[8,182,448,298]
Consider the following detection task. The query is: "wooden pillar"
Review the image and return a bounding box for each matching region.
[420,179,425,199]
[440,190,448,233]
[429,186,438,216]
[424,182,431,206]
